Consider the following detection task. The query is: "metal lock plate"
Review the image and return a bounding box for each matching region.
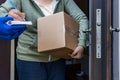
[96,9,102,58]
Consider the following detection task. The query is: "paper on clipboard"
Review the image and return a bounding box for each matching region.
[6,20,32,26]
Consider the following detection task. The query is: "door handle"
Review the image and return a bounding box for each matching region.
[82,28,91,33]
[110,27,120,32]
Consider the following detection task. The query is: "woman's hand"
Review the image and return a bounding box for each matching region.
[7,9,25,21]
[69,46,84,59]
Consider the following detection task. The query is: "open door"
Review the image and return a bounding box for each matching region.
[0,40,11,80]
[89,0,112,80]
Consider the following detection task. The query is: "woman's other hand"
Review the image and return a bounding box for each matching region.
[69,46,84,59]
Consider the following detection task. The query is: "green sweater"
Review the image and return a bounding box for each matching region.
[0,0,88,62]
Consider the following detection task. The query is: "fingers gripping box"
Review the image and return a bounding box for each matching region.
[37,12,79,59]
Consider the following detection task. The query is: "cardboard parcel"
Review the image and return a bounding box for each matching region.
[37,12,79,59]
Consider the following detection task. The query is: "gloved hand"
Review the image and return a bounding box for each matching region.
[0,16,27,40]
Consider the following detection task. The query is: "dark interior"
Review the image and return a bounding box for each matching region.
[66,0,89,80]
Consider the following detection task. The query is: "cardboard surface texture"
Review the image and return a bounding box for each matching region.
[37,12,79,59]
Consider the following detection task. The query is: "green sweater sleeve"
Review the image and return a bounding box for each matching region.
[0,0,21,17]
[64,0,88,48]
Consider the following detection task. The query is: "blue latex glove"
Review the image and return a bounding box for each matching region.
[0,16,27,40]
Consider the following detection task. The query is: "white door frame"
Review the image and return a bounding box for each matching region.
[119,0,120,79]
[10,40,15,80]
[113,0,120,80]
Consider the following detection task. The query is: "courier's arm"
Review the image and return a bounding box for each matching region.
[0,16,26,40]
[0,0,27,40]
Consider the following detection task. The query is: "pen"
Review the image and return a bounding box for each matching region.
[7,0,32,26]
